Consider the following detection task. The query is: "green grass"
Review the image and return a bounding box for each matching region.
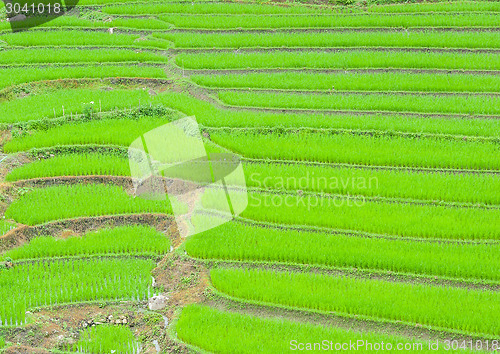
[187,219,500,281]
[193,71,500,93]
[243,162,500,205]
[211,268,500,336]
[74,325,139,354]
[5,153,130,181]
[0,48,168,65]
[0,258,154,326]
[177,305,463,354]
[2,225,170,260]
[0,30,170,49]
[0,221,15,236]
[0,65,168,90]
[5,183,178,225]
[209,130,500,170]
[203,190,500,240]
[157,30,500,49]
[176,50,500,70]
[366,1,500,13]
[162,13,500,29]
[218,91,500,115]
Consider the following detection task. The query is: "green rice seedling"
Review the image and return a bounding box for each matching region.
[0,221,15,236]
[156,91,500,137]
[0,258,154,326]
[186,219,500,281]
[2,225,170,260]
[5,153,130,181]
[0,88,152,124]
[209,130,500,170]
[367,1,500,13]
[0,48,168,65]
[218,91,500,115]
[0,30,170,49]
[178,305,466,354]
[161,13,500,29]
[4,183,182,225]
[156,30,500,49]
[192,71,500,93]
[0,65,167,90]
[243,162,500,205]
[176,50,500,70]
[74,325,140,354]
[211,268,500,336]
[202,190,500,240]
[0,335,5,349]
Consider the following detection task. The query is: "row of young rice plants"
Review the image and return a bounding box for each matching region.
[0,30,171,49]
[186,217,500,281]
[243,162,500,205]
[156,30,500,49]
[161,13,500,29]
[202,189,500,240]
[208,130,500,170]
[0,89,153,124]
[217,91,500,115]
[0,48,168,65]
[5,153,130,181]
[0,258,155,326]
[177,305,467,354]
[1,225,170,260]
[192,71,500,93]
[0,65,168,91]
[365,0,500,13]
[0,221,16,236]
[73,325,140,354]
[4,183,182,225]
[210,268,500,336]
[152,92,500,137]
[7,154,499,205]
[175,50,500,70]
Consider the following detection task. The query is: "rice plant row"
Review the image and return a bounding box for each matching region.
[366,0,500,13]
[177,305,467,354]
[218,91,500,115]
[161,13,500,29]
[186,218,500,281]
[2,225,170,260]
[208,130,500,170]
[0,258,155,327]
[4,183,180,226]
[192,71,500,93]
[0,30,171,49]
[175,50,500,70]
[156,30,500,49]
[210,268,500,336]
[0,65,168,91]
[202,190,500,240]
[74,325,140,354]
[0,48,167,65]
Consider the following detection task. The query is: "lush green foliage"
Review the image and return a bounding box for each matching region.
[5,184,177,225]
[0,258,154,326]
[193,71,500,93]
[210,130,500,170]
[2,225,170,260]
[203,190,500,240]
[0,221,15,236]
[5,154,130,181]
[176,51,500,70]
[211,268,500,336]
[243,162,500,205]
[74,324,139,353]
[0,65,167,90]
[163,13,500,29]
[0,48,168,65]
[187,219,500,281]
[177,305,458,354]
[218,91,500,115]
[366,1,500,13]
[157,30,500,49]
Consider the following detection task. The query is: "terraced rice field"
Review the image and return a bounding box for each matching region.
[0,0,499,352]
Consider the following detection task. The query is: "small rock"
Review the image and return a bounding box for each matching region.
[148,294,169,311]
[122,319,127,324]
[115,320,122,325]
